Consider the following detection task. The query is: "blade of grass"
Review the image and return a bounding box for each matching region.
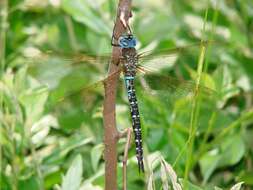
[173,0,219,173]
[196,112,217,164]
[203,0,219,73]
[183,3,209,188]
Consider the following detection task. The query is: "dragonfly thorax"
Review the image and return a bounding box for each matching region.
[122,47,138,77]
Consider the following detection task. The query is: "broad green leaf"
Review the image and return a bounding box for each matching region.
[18,175,40,190]
[31,115,58,146]
[200,135,245,183]
[213,64,240,107]
[62,0,111,35]
[43,137,93,165]
[90,143,104,171]
[199,149,220,184]
[61,154,83,190]
[218,135,245,167]
[19,86,49,125]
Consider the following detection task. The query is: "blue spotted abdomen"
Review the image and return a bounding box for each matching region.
[124,76,144,172]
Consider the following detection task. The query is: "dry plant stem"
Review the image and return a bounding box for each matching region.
[119,128,132,190]
[103,1,132,190]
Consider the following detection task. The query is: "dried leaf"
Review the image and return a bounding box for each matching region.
[230,182,244,190]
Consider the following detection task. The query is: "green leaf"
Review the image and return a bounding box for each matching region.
[31,115,58,146]
[18,175,40,190]
[61,0,111,35]
[91,143,104,171]
[19,86,49,125]
[199,150,220,184]
[218,135,245,167]
[200,135,245,183]
[213,64,240,107]
[61,154,83,190]
[43,137,92,165]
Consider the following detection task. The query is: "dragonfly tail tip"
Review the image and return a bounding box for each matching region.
[138,160,145,173]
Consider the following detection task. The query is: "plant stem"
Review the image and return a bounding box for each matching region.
[183,5,209,188]
[103,1,132,190]
[120,128,132,190]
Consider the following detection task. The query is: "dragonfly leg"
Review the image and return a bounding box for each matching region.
[111,15,133,47]
[119,8,132,35]
[111,33,120,47]
[111,21,121,47]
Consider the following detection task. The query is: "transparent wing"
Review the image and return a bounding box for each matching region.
[11,41,209,104]
[13,45,220,157]
[132,66,219,132]
[136,65,217,98]
[13,41,218,125]
[14,50,122,130]
[17,41,211,83]
[38,69,123,135]
[136,41,219,71]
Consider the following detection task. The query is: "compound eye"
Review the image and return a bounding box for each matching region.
[118,35,137,48]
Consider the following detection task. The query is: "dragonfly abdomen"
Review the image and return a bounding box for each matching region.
[124,76,144,172]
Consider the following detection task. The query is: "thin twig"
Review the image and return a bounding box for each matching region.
[119,128,132,190]
[103,1,132,190]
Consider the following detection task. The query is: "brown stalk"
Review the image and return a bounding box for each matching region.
[118,128,133,190]
[103,1,132,190]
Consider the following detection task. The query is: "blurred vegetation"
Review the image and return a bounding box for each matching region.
[1,0,253,189]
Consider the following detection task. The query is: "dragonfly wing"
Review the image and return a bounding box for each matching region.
[136,65,217,99]
[133,67,219,130]
[25,49,113,90]
[133,66,219,129]
[34,69,123,137]
[138,52,179,71]
[137,41,215,72]
[22,49,123,119]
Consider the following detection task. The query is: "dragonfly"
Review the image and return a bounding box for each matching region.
[23,35,218,173]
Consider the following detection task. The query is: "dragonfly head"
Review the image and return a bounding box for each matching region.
[118,34,137,48]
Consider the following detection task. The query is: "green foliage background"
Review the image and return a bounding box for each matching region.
[1,0,253,189]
